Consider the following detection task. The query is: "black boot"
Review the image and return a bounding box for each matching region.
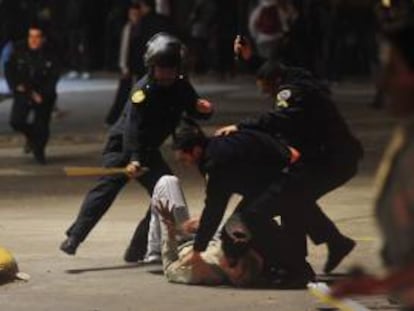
[124,209,151,262]
[60,236,81,255]
[270,261,315,289]
[33,148,46,165]
[324,236,356,274]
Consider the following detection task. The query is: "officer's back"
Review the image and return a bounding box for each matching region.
[201,129,291,196]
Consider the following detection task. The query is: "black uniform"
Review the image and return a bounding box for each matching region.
[5,41,60,162]
[238,67,363,250]
[192,129,305,273]
[66,75,211,257]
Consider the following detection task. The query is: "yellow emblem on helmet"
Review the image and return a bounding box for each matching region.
[275,89,291,109]
[276,100,289,108]
[131,90,146,104]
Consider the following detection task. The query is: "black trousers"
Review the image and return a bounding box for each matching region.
[238,176,308,272]
[105,76,133,126]
[66,136,172,252]
[239,160,358,270]
[302,160,359,245]
[9,94,55,154]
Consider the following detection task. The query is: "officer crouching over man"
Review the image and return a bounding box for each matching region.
[167,120,313,288]
[142,120,304,287]
[60,33,213,261]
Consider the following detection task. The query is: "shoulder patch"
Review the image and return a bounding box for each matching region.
[277,89,292,101]
[131,90,146,104]
[275,89,292,109]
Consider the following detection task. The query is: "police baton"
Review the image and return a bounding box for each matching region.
[63,166,149,177]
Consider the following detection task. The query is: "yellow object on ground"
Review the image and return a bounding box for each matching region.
[308,282,371,311]
[0,247,30,284]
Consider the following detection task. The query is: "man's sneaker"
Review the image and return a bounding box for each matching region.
[324,236,356,274]
[60,236,80,255]
[143,254,162,264]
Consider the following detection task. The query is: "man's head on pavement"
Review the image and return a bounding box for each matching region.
[144,33,185,87]
[256,61,284,97]
[27,24,45,51]
[173,119,207,166]
[379,1,414,116]
[220,214,263,286]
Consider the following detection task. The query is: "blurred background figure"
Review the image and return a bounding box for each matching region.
[155,0,171,16]
[187,0,217,75]
[331,2,414,308]
[105,3,142,126]
[132,0,175,78]
[63,0,91,80]
[248,0,296,61]
[4,24,61,164]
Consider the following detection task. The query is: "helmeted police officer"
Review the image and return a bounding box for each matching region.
[60,33,213,260]
[4,24,60,164]
[217,60,364,274]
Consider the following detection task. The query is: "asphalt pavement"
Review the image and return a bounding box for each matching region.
[0,74,399,311]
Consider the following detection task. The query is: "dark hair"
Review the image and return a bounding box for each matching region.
[256,60,284,81]
[220,213,252,267]
[172,118,207,152]
[28,23,45,34]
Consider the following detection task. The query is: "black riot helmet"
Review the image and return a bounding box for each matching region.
[144,33,186,70]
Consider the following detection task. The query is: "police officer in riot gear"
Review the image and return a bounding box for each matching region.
[217,60,363,274]
[60,33,213,260]
[4,24,60,164]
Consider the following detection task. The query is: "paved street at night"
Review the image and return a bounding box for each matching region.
[0,75,398,311]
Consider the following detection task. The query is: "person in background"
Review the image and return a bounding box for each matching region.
[332,4,414,310]
[105,4,143,126]
[4,24,60,164]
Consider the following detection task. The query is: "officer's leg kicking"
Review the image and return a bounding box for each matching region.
[61,150,130,255]
[61,148,172,259]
